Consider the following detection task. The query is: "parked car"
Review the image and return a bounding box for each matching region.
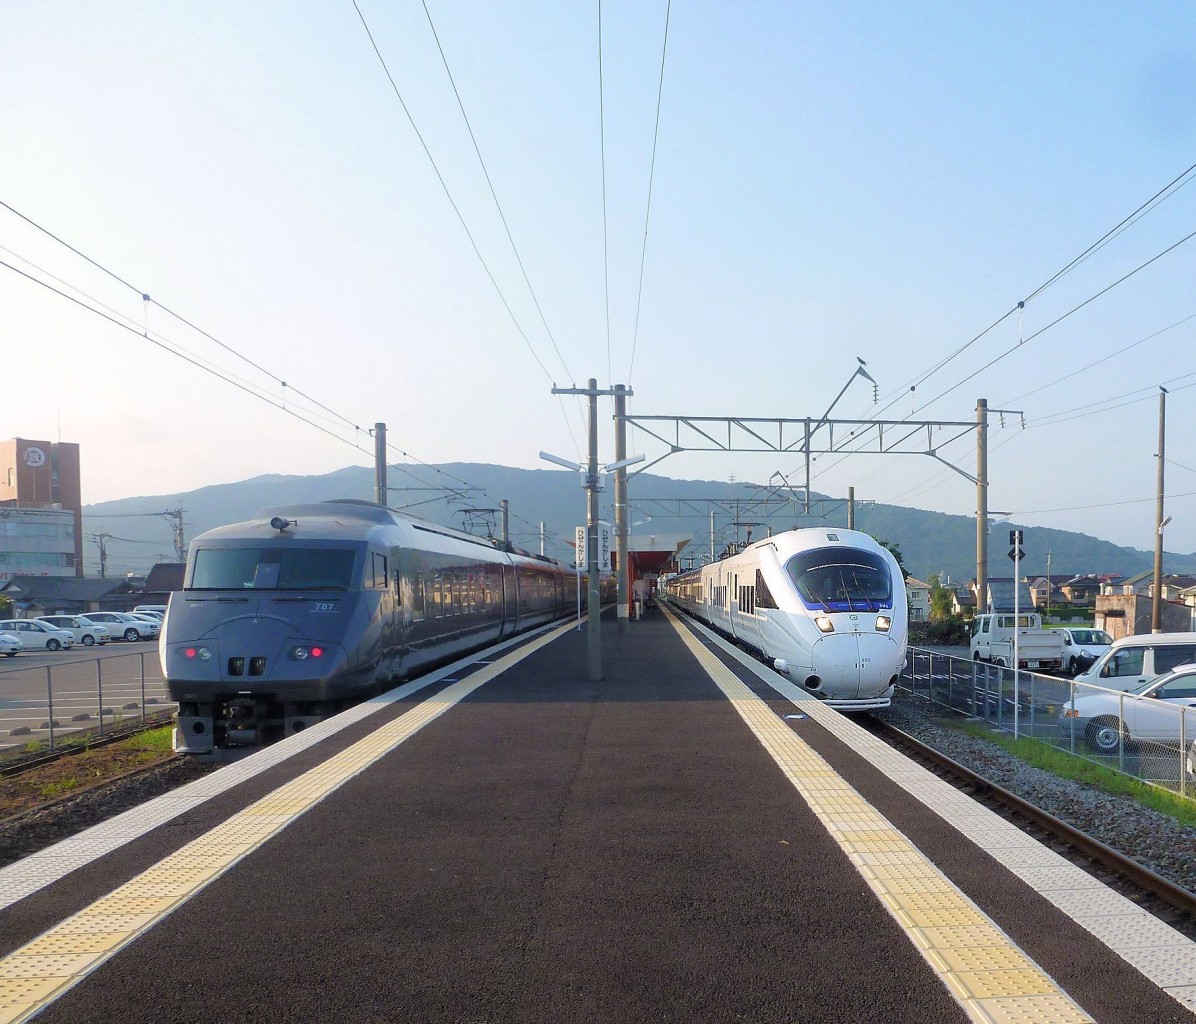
[0,633,21,657]
[1050,627,1113,676]
[0,619,76,651]
[1060,663,1196,753]
[133,604,167,618]
[125,613,162,635]
[35,615,112,647]
[1074,632,1196,691]
[78,611,158,642]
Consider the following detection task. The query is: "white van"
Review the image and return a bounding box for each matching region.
[1075,631,1196,691]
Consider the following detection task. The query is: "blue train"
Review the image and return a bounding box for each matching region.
[163,500,575,753]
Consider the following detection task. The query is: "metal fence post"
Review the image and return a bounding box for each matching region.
[97,659,104,736]
[1118,692,1125,774]
[1029,673,1036,737]
[140,653,147,724]
[1181,707,1188,800]
[1068,678,1076,755]
[46,666,55,751]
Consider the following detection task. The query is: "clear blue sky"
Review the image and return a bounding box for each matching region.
[3,1,1196,567]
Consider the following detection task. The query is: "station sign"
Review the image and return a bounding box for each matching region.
[575,523,613,572]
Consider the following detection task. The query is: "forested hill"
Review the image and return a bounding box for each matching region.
[83,463,1196,584]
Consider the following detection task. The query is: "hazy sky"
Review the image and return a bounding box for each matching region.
[4,2,1196,566]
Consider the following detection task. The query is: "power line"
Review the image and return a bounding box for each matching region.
[916,225,1196,413]
[351,0,556,384]
[418,0,586,454]
[598,0,612,386]
[627,0,672,386]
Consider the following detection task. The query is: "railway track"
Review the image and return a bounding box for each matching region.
[0,711,175,779]
[869,717,1196,931]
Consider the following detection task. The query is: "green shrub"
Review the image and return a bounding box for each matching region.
[909,616,970,647]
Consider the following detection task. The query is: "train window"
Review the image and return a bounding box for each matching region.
[372,552,388,589]
[191,546,356,591]
[412,573,425,620]
[786,546,891,611]
[755,569,777,609]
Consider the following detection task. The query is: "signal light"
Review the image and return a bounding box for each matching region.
[310,646,324,658]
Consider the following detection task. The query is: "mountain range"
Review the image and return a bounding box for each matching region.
[82,463,1196,585]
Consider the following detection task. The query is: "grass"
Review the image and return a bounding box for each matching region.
[952,720,1196,828]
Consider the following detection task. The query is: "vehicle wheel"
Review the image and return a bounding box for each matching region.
[1086,717,1126,755]
[972,652,981,661]
[82,634,96,647]
[46,638,61,652]
[124,628,140,642]
[4,652,15,658]
[994,658,1006,668]
[1068,656,1078,675]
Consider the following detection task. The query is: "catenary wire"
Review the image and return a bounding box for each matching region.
[351,0,556,384]
[627,0,672,386]
[598,0,612,386]
[0,198,358,431]
[418,0,586,456]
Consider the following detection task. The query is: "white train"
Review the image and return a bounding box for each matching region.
[662,528,907,709]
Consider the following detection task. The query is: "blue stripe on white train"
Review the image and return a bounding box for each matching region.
[662,528,907,710]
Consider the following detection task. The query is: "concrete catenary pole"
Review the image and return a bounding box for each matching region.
[976,399,989,615]
[586,379,602,679]
[614,384,630,634]
[1152,387,1167,633]
[501,499,509,549]
[848,486,855,530]
[374,422,387,506]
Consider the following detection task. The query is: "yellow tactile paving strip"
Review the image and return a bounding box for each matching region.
[663,605,1093,1024]
[0,620,575,1024]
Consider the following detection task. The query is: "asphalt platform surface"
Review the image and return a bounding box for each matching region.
[2,609,1189,1023]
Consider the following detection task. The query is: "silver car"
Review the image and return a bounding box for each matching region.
[0,632,21,657]
[1060,664,1196,754]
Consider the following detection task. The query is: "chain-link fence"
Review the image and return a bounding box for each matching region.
[899,647,1193,800]
[0,650,175,754]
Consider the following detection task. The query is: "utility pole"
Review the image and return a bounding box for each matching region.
[976,398,989,614]
[1045,549,1052,614]
[373,422,387,506]
[91,533,110,580]
[613,384,631,634]
[848,486,855,530]
[501,499,509,549]
[1153,387,1167,633]
[155,509,187,562]
[551,378,620,680]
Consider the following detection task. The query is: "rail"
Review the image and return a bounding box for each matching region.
[898,647,1193,801]
[0,648,175,755]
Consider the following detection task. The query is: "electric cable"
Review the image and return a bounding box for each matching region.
[627,0,671,386]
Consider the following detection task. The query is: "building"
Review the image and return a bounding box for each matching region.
[0,575,139,616]
[0,438,83,579]
[905,577,930,621]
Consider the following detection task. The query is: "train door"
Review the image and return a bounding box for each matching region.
[728,573,739,638]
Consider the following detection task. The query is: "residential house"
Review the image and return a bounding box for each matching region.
[1027,574,1073,608]
[0,575,139,617]
[906,577,930,622]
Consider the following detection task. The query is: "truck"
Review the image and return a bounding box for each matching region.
[970,612,1065,671]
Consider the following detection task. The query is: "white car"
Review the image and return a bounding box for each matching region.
[0,619,76,652]
[78,611,159,642]
[0,632,21,657]
[35,615,112,647]
[1051,627,1113,676]
[1060,664,1196,754]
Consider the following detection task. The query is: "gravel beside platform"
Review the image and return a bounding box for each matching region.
[876,697,1196,896]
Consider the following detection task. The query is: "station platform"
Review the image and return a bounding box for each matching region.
[1,607,1195,1023]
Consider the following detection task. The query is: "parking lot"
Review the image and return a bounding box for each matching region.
[0,643,174,753]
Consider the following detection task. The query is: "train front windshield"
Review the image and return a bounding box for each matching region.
[189,547,357,591]
[785,547,892,612]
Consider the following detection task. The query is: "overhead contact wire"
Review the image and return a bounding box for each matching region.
[627,0,671,386]
[352,0,555,383]
[598,0,612,385]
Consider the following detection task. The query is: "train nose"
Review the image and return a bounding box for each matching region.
[811,632,900,699]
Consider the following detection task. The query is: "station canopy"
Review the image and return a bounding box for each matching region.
[624,531,690,576]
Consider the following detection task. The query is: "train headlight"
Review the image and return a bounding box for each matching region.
[290,645,326,660]
[183,646,212,661]
[814,615,834,634]
[875,615,891,632]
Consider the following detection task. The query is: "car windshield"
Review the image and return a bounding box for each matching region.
[785,546,892,612]
[189,546,357,591]
[1071,629,1111,645]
